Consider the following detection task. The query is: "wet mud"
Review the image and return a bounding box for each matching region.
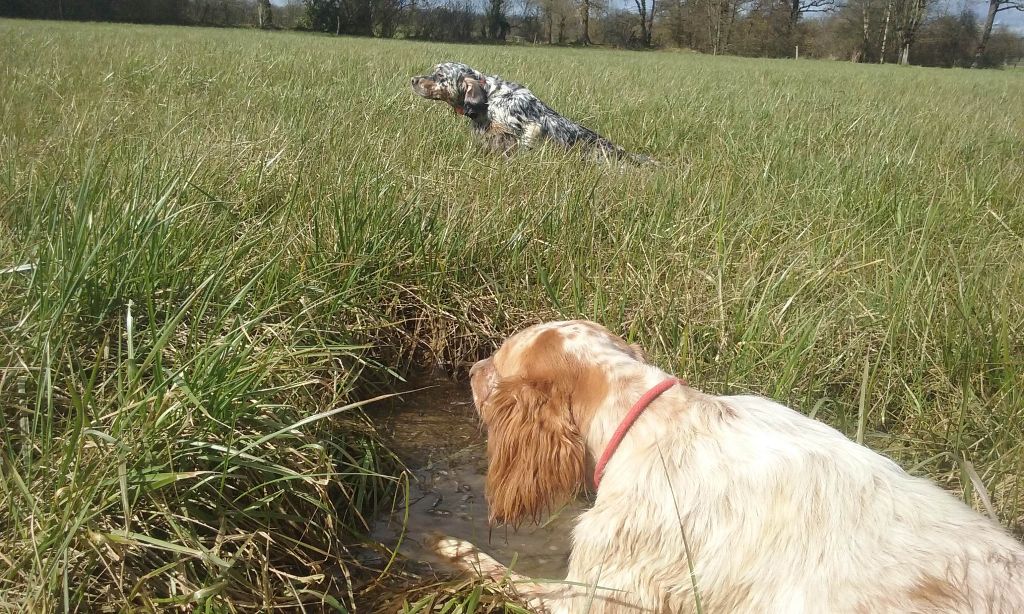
[371,376,586,580]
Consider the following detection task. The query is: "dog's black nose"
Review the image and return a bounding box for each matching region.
[411,77,419,85]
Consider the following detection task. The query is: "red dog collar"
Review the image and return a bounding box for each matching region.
[593,377,685,488]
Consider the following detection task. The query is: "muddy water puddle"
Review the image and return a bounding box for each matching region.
[371,376,585,579]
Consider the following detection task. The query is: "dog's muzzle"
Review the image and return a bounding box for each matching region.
[410,76,429,95]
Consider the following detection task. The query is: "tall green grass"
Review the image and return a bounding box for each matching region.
[1,19,1022,611]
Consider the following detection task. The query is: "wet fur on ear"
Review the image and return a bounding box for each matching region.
[480,376,585,528]
[462,77,488,109]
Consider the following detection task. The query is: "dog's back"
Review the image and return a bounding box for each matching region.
[566,393,1024,613]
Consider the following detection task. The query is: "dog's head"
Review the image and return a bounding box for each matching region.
[411,62,489,120]
[469,320,647,527]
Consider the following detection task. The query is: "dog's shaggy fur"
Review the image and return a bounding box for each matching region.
[411,62,653,164]
[434,320,1024,613]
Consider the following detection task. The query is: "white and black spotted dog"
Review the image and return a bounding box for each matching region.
[411,62,654,165]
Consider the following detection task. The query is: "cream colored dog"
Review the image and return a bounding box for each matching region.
[434,320,1024,613]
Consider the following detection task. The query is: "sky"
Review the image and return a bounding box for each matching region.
[942,0,1024,32]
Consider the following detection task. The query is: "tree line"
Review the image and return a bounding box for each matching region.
[2,0,1022,67]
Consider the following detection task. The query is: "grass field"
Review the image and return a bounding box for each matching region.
[1,18,1023,612]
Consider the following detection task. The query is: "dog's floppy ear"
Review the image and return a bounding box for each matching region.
[480,376,584,528]
[462,77,488,109]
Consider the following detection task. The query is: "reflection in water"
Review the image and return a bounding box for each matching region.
[371,377,585,579]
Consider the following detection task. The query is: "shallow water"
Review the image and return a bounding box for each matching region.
[370,376,586,580]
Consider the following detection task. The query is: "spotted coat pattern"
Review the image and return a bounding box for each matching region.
[411,62,654,165]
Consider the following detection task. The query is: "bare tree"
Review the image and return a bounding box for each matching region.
[275,0,307,28]
[486,0,511,38]
[633,0,656,46]
[789,0,838,28]
[878,0,893,61]
[973,0,1023,67]
[705,0,743,53]
[373,0,411,37]
[578,0,593,43]
[257,0,273,27]
[857,0,872,60]
[895,0,927,64]
[541,0,575,42]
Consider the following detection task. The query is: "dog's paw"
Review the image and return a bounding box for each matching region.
[425,533,509,579]
[426,533,478,563]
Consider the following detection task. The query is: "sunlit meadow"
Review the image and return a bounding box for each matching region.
[1,18,1022,611]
